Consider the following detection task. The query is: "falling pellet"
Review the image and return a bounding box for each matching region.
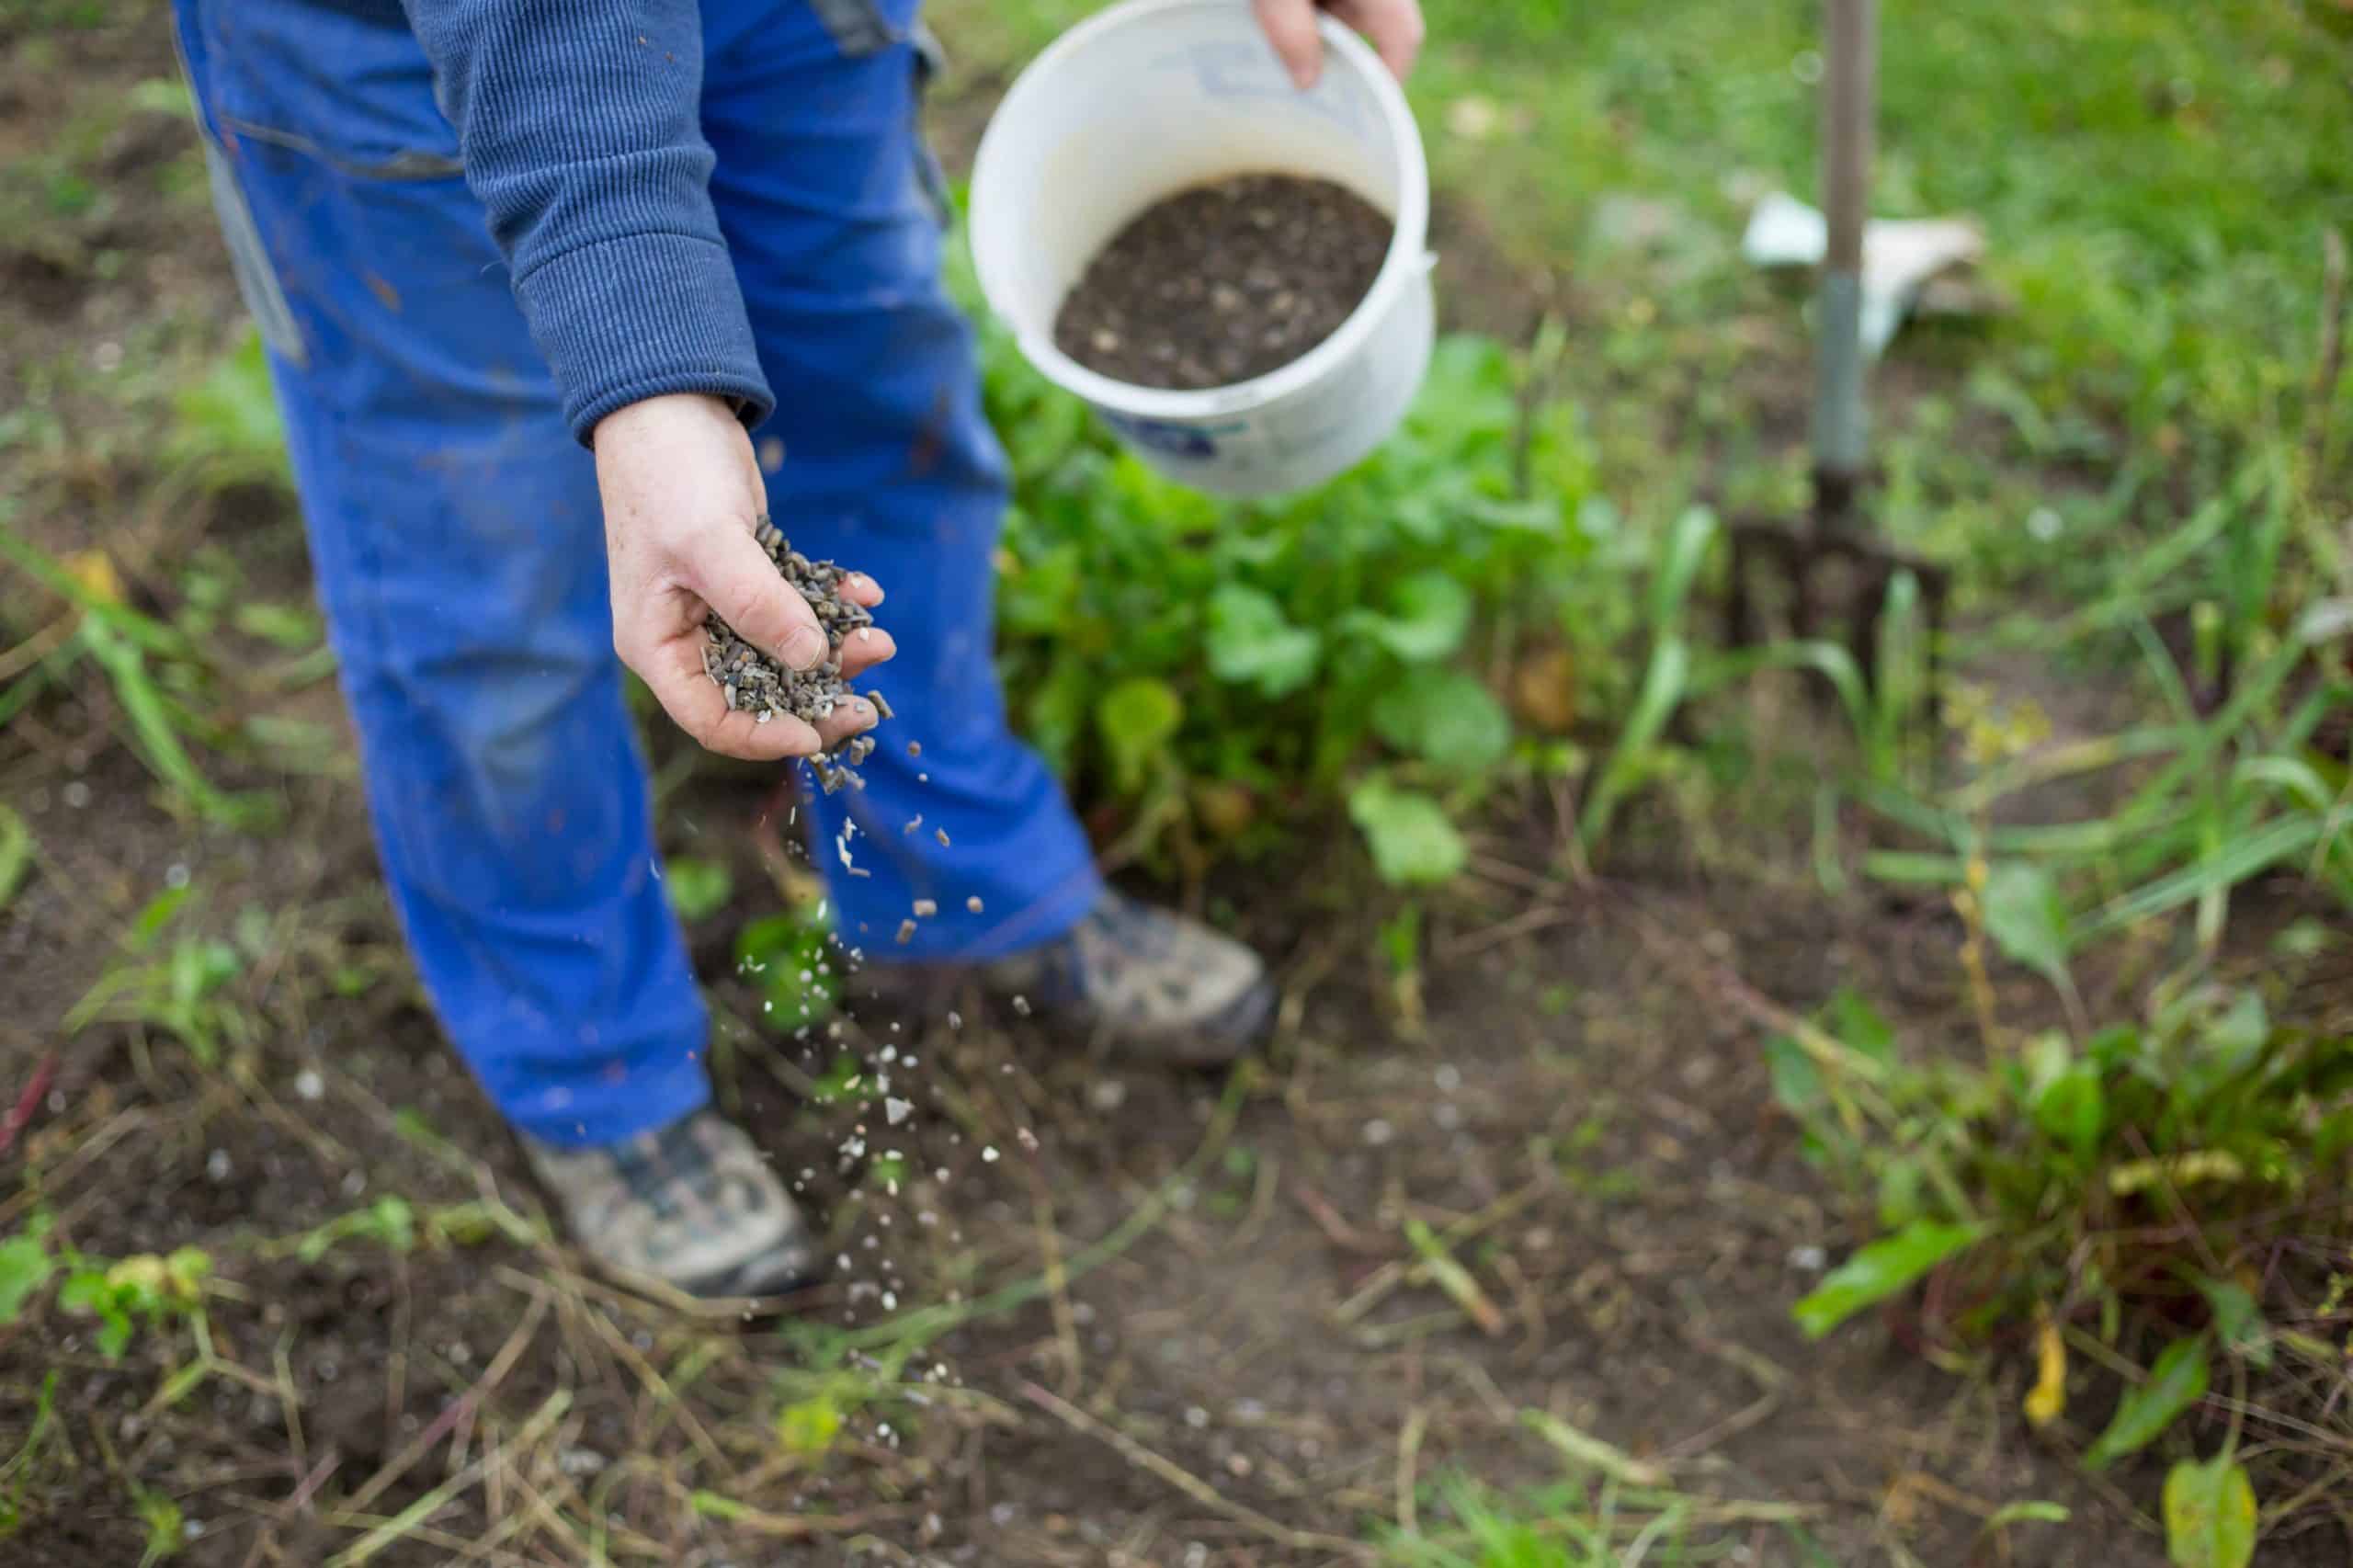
[895,919,918,945]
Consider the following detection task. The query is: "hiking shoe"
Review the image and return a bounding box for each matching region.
[978,890,1275,1065]
[520,1110,819,1298]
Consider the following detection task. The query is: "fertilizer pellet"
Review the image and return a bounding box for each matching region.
[912,899,938,917]
[895,919,918,945]
[966,896,983,914]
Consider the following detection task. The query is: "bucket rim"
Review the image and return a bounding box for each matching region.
[969,0,1432,423]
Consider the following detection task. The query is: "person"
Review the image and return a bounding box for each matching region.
[172,0,1423,1299]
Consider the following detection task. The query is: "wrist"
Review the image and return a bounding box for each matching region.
[592,392,745,449]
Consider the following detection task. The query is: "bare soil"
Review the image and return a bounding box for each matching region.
[1054,175,1392,391]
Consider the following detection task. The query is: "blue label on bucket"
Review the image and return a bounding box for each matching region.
[1099,411,1243,460]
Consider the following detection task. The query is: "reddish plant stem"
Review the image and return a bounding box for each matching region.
[0,1051,58,1156]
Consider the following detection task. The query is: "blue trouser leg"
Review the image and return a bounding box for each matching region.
[701,0,1101,960]
[175,0,1099,1145]
[175,2,711,1148]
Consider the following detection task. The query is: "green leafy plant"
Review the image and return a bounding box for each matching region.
[0,516,280,828]
[965,253,1627,881]
[1774,980,2351,1529]
[735,903,840,1032]
[63,885,254,1065]
[167,329,291,494]
[55,1247,210,1360]
[662,856,735,922]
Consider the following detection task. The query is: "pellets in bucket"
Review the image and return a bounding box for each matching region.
[1053,174,1393,391]
[700,517,889,790]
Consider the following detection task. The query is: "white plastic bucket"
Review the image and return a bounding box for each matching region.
[969,0,1434,497]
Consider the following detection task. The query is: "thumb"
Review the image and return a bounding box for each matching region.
[690,525,831,673]
[1252,0,1324,88]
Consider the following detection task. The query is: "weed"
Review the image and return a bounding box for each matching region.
[0,1371,62,1541]
[259,1195,540,1263]
[131,1483,184,1567]
[2,1220,211,1360]
[1773,981,2353,1549]
[64,885,256,1066]
[0,517,283,827]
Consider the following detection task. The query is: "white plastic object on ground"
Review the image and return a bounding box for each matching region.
[1740,190,1985,358]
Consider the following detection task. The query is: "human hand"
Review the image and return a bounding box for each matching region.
[1251,0,1424,88]
[594,393,895,761]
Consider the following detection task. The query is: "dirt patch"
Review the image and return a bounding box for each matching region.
[1054,174,1392,391]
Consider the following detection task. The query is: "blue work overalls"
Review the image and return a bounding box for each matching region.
[170,0,1101,1145]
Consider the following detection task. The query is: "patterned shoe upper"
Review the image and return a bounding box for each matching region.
[521,1110,819,1299]
[982,890,1274,1063]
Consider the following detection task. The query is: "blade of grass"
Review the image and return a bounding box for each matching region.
[0,804,29,912]
[2075,816,2322,940]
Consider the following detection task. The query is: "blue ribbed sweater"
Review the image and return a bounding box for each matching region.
[324,0,775,444]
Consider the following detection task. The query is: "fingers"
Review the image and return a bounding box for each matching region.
[692,524,831,673]
[834,624,898,682]
[811,697,881,753]
[1252,0,1324,87]
[620,628,842,763]
[1327,0,1424,80]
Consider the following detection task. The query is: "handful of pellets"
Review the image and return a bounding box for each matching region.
[700,517,892,795]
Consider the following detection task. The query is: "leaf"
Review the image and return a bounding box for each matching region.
[62,1274,137,1360]
[1644,506,1719,632]
[2192,1274,2272,1369]
[1578,634,1690,846]
[0,803,31,912]
[1984,862,2074,988]
[2024,1315,2069,1428]
[1792,1221,1985,1340]
[1206,585,1320,698]
[1347,779,1467,887]
[2086,1335,2211,1471]
[230,601,320,649]
[2024,1036,2107,1163]
[1763,1034,1821,1116]
[2163,1451,2257,1568]
[1370,572,1472,662]
[0,1235,52,1324]
[1825,988,1897,1064]
[1369,666,1511,770]
[1095,676,1184,794]
[775,1392,844,1457]
[661,857,733,923]
[128,884,191,950]
[2192,990,2269,1082]
[170,329,290,488]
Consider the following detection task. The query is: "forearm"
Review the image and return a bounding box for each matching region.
[400,0,772,442]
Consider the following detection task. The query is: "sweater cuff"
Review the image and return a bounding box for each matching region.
[515,230,776,445]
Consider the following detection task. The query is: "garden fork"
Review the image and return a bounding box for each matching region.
[1724,0,1952,703]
